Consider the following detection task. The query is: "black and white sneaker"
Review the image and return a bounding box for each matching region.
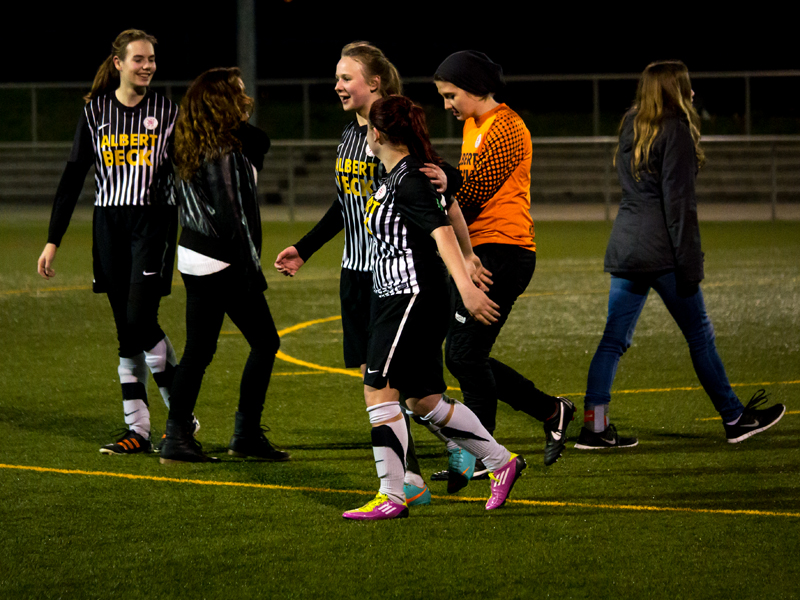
[574,424,638,450]
[543,397,576,465]
[431,458,490,482]
[724,389,785,444]
[99,429,152,455]
[472,458,489,480]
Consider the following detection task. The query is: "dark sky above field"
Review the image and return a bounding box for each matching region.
[7,1,792,84]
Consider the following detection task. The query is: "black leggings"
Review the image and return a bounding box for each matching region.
[168,267,280,423]
[445,244,554,432]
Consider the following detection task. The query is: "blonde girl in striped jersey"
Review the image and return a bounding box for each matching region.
[37,29,183,455]
[274,42,467,506]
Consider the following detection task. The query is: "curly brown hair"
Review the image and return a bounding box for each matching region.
[174,67,254,180]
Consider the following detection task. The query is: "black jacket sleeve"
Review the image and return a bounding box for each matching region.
[47,112,94,246]
[658,119,704,284]
[236,123,271,172]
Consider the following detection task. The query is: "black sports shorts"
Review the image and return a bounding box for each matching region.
[92,204,177,296]
[364,285,450,400]
[339,268,373,368]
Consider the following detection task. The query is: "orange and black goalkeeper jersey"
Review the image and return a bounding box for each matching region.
[455,103,535,251]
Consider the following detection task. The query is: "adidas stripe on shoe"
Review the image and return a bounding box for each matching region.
[342,493,409,521]
[486,454,526,510]
[99,429,152,455]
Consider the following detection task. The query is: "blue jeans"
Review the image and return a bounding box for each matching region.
[585,272,743,422]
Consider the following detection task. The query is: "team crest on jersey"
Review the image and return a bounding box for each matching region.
[375,184,387,200]
[144,117,159,130]
[474,133,482,149]
[364,141,375,158]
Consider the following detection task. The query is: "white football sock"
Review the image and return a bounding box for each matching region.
[367,402,407,505]
[404,471,425,487]
[122,399,150,438]
[118,355,150,437]
[144,337,177,408]
[422,395,510,471]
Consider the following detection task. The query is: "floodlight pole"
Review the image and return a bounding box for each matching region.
[238,0,257,124]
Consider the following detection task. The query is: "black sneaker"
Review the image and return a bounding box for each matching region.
[574,424,638,450]
[99,429,152,455]
[724,389,785,444]
[431,458,490,483]
[543,397,575,466]
[472,458,489,480]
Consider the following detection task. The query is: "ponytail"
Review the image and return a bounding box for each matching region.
[369,95,440,165]
[85,55,117,103]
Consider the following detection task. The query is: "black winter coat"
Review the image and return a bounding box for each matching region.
[176,151,267,292]
[604,112,704,285]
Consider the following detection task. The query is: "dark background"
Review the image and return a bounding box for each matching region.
[7,1,793,83]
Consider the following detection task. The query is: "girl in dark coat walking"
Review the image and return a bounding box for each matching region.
[576,60,785,449]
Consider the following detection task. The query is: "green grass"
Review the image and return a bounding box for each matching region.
[1,216,798,599]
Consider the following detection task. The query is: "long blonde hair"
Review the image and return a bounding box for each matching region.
[85,29,158,103]
[622,60,705,179]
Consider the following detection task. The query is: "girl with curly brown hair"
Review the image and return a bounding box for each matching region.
[159,68,287,464]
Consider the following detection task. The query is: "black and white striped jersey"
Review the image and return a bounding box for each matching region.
[336,121,383,272]
[83,90,178,207]
[47,90,178,246]
[364,156,451,298]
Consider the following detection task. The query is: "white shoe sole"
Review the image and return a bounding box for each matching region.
[726,405,786,443]
[574,440,639,450]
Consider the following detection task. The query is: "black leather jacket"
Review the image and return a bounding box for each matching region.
[176,151,267,291]
[604,112,704,285]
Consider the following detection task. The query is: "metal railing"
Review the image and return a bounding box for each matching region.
[3,70,800,142]
[270,135,800,222]
[2,135,798,221]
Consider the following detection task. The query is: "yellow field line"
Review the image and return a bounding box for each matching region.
[273,317,800,403]
[0,281,184,296]
[8,274,796,298]
[0,284,93,295]
[517,277,800,300]
[276,350,361,377]
[2,463,797,518]
[559,380,800,399]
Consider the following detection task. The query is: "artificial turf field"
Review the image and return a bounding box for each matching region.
[0,213,798,599]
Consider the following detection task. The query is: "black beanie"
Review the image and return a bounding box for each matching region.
[434,51,505,96]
